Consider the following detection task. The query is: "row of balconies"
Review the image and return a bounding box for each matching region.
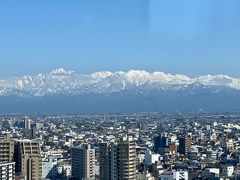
[0,143,11,146]
[0,148,11,150]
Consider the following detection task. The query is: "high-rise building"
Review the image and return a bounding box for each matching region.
[153,135,170,154]
[24,117,31,129]
[15,140,42,180]
[99,136,136,180]
[99,142,112,180]
[23,128,37,140]
[0,162,15,180]
[0,134,15,163]
[71,144,95,180]
[179,135,192,156]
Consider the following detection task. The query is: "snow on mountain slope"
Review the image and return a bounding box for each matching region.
[0,68,240,96]
[194,75,240,89]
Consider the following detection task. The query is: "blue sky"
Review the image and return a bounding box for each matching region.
[0,0,240,77]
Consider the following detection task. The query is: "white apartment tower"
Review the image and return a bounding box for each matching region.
[24,117,31,129]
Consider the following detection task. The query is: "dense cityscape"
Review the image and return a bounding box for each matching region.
[1,112,240,179]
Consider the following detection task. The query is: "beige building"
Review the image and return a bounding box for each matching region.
[15,140,42,180]
[0,134,15,163]
[71,144,95,180]
[100,136,136,180]
[225,139,234,152]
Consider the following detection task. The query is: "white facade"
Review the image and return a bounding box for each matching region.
[0,162,15,180]
[58,164,71,178]
[64,164,71,178]
[24,117,31,129]
[42,158,58,179]
[160,171,188,180]
[138,154,145,164]
[213,121,218,127]
[145,149,159,164]
[222,165,234,177]
[204,168,220,176]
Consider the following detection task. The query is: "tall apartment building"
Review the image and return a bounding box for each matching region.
[0,162,15,180]
[179,135,192,156]
[0,134,15,163]
[99,142,111,180]
[15,140,42,180]
[24,117,31,129]
[71,144,95,180]
[99,136,136,180]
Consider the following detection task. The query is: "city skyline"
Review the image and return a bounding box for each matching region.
[1,112,240,179]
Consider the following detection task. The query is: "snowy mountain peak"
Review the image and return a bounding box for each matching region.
[90,71,113,79]
[0,69,240,97]
[125,70,150,76]
[50,68,74,75]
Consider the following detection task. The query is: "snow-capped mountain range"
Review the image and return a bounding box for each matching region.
[0,68,240,97]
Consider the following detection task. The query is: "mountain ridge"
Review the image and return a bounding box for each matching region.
[0,68,240,97]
